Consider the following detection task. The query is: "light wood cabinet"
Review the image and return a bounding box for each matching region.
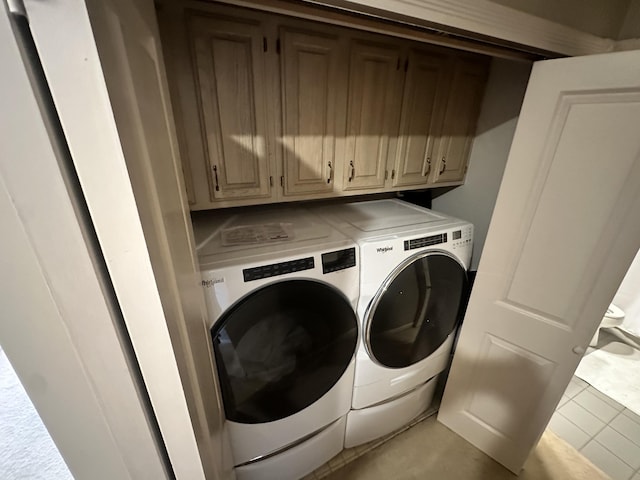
[160,5,490,210]
[392,49,450,188]
[431,55,490,184]
[189,15,272,201]
[343,39,403,191]
[279,27,342,196]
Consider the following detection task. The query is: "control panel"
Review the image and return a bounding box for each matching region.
[321,247,356,274]
[452,226,473,249]
[243,257,314,282]
[404,233,447,251]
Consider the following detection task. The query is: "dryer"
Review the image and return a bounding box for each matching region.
[313,199,472,447]
[194,206,359,480]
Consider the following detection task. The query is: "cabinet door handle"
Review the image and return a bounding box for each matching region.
[327,161,333,184]
[212,165,220,191]
[391,169,395,179]
[348,161,355,182]
[439,157,446,174]
[424,157,431,176]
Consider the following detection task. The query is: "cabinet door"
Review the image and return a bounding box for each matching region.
[393,49,449,188]
[431,56,489,185]
[280,27,341,196]
[190,15,271,200]
[343,40,402,191]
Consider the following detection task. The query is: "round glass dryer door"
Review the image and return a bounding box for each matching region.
[366,252,468,368]
[211,279,358,424]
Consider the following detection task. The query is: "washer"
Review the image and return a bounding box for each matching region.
[313,199,472,447]
[194,206,359,480]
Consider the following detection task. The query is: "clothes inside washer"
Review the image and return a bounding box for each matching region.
[212,280,358,424]
[229,314,312,384]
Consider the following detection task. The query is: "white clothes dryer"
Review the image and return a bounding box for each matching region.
[313,199,472,447]
[193,206,359,480]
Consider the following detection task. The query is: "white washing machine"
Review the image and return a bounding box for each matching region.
[313,199,473,447]
[193,206,359,480]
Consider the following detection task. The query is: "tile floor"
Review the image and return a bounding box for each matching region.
[549,375,640,480]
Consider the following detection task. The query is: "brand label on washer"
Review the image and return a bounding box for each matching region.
[376,246,393,253]
[202,278,224,288]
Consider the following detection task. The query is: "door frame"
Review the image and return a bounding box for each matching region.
[0,4,169,478]
[20,0,228,478]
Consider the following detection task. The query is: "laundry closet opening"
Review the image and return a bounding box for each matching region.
[153,0,536,477]
[22,0,543,478]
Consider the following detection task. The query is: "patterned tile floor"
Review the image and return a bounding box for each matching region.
[549,328,640,480]
[550,376,640,480]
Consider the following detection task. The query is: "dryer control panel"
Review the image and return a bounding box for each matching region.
[452,225,473,249]
[404,233,447,250]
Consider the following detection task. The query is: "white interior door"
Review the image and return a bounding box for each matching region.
[439,49,640,473]
[23,0,229,478]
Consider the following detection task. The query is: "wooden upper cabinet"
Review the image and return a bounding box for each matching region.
[343,40,402,191]
[161,5,491,209]
[431,55,490,185]
[279,27,342,196]
[393,49,450,188]
[189,15,272,200]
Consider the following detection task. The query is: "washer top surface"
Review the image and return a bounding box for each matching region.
[316,199,467,241]
[193,205,353,269]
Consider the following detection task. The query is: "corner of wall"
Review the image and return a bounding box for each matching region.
[432,57,532,270]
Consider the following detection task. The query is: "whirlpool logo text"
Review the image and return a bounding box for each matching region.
[376,246,393,253]
[202,278,224,287]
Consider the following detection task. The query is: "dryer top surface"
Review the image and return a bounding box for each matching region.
[315,199,469,241]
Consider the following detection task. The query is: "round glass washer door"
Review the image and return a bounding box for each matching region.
[211,279,358,424]
[366,251,468,369]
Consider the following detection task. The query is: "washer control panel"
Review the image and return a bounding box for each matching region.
[321,247,356,274]
[243,256,314,282]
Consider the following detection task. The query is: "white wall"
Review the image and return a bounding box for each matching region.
[614,249,640,336]
[432,57,532,270]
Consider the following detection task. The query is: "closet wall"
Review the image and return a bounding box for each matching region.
[432,58,532,270]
